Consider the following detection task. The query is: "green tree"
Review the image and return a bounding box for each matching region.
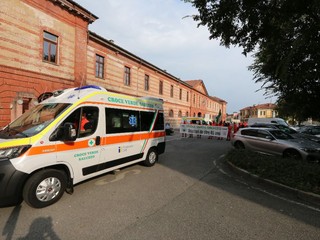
[184,0,320,120]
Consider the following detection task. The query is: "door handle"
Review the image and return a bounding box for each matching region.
[96,136,101,145]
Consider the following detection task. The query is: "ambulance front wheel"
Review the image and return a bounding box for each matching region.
[143,148,158,167]
[23,169,67,208]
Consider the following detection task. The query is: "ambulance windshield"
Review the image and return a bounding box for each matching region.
[0,103,71,139]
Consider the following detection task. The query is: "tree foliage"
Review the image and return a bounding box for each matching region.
[184,0,320,120]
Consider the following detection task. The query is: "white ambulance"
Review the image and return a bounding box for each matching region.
[0,85,166,208]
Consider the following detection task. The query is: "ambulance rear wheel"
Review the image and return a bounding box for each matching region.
[23,169,67,208]
[143,148,158,167]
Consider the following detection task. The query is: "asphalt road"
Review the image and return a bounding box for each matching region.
[1,132,320,240]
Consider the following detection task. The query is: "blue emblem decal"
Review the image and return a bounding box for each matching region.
[129,115,137,127]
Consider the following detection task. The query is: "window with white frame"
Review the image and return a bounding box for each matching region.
[43,31,58,64]
[95,54,104,78]
[124,66,130,86]
[144,74,149,91]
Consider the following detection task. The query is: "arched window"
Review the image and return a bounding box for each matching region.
[178,110,182,117]
[169,109,174,117]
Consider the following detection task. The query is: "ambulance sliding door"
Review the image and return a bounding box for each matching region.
[101,107,155,167]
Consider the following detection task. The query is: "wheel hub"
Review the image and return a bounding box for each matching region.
[36,177,61,202]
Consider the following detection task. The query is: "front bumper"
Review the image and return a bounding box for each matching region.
[0,159,29,207]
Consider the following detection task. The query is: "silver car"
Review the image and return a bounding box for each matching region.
[231,127,320,162]
[299,125,320,138]
[249,123,320,143]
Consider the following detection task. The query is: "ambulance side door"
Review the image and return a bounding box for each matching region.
[100,107,143,166]
[50,106,102,182]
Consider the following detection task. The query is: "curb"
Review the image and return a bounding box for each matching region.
[226,160,320,207]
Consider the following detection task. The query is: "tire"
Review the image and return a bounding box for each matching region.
[143,148,158,167]
[283,149,302,160]
[234,141,245,149]
[23,169,67,208]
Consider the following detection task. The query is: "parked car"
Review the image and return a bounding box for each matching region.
[247,117,288,126]
[181,117,208,125]
[291,124,304,131]
[250,123,320,143]
[231,127,320,162]
[298,125,320,138]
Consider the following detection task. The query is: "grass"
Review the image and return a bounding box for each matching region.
[225,149,320,195]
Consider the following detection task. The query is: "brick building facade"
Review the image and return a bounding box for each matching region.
[0,0,226,128]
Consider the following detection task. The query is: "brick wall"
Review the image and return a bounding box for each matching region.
[0,0,92,127]
[0,65,74,126]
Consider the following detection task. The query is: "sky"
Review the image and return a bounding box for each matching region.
[75,0,274,113]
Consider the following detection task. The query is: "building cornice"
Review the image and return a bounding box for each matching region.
[48,0,98,23]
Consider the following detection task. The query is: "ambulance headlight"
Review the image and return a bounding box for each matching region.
[0,145,31,160]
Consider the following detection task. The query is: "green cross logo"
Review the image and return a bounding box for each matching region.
[88,139,95,147]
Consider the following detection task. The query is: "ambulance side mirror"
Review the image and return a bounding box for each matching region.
[63,122,77,141]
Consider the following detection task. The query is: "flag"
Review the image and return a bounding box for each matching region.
[215,109,221,123]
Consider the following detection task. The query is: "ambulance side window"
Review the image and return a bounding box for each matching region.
[78,107,99,138]
[154,112,164,130]
[140,111,155,131]
[50,107,99,141]
[106,108,140,134]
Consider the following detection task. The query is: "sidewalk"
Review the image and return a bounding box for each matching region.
[226,160,320,207]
